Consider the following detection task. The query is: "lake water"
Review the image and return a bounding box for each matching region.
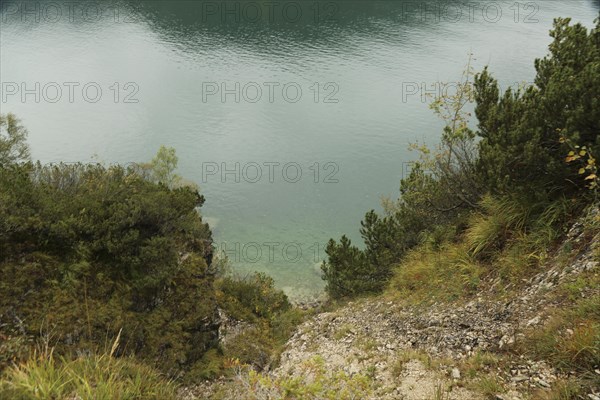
[1,0,598,300]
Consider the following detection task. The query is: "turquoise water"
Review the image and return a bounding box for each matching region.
[1,0,598,300]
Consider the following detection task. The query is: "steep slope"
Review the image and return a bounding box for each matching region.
[189,208,599,400]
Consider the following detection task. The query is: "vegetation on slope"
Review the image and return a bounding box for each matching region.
[320,16,600,398]
[0,116,305,396]
[322,16,599,302]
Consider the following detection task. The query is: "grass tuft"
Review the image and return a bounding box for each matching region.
[388,241,482,304]
[0,348,177,400]
[464,195,530,259]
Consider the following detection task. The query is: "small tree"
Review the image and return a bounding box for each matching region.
[147,145,182,188]
[138,145,202,191]
[428,53,482,209]
[321,236,374,298]
[0,113,31,166]
[321,56,482,300]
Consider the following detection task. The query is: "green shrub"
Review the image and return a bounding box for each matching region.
[321,235,379,299]
[216,272,291,322]
[187,348,224,381]
[0,161,218,377]
[474,18,600,199]
[223,326,275,370]
[270,308,306,344]
[215,273,305,372]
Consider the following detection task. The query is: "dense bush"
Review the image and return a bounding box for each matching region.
[322,18,600,299]
[475,17,600,198]
[0,157,218,376]
[216,272,291,322]
[0,120,307,385]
